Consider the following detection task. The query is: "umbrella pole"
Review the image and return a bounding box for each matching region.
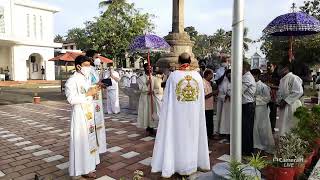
[289,36,294,62]
[147,49,154,121]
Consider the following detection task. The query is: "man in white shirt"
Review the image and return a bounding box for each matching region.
[104,64,120,114]
[242,61,256,156]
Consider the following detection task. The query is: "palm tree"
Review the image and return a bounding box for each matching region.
[99,0,126,8]
[99,0,113,8]
[243,27,252,51]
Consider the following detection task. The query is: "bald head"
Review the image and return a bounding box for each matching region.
[178,52,191,65]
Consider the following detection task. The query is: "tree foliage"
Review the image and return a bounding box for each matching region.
[301,0,320,19]
[184,26,251,61]
[64,1,154,67]
[54,34,64,43]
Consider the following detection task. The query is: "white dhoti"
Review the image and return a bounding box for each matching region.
[254,105,275,152]
[215,98,224,133]
[106,89,120,114]
[219,100,230,134]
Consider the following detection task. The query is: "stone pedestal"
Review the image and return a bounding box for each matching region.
[156,0,198,72]
[157,32,198,71]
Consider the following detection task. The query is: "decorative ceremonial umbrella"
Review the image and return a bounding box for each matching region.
[263,11,320,62]
[129,34,170,120]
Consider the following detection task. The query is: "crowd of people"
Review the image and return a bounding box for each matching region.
[65,49,305,179]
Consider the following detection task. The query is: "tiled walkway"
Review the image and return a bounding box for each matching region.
[0,95,229,180]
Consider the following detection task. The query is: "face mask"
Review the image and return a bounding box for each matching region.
[94,58,101,66]
[80,66,91,78]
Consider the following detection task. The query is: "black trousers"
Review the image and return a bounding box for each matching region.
[205,110,214,137]
[242,103,255,156]
[268,102,277,132]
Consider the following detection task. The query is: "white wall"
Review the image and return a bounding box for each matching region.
[12,45,55,81]
[13,4,54,42]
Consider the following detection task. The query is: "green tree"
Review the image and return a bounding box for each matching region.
[184,26,198,42]
[90,0,154,67]
[184,27,251,60]
[64,1,154,67]
[99,0,126,8]
[300,0,320,19]
[65,28,91,50]
[54,34,64,43]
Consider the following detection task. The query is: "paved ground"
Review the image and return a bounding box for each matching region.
[0,90,229,180]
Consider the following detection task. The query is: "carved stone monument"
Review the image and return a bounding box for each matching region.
[156,0,198,71]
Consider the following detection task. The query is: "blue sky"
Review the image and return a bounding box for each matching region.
[42,0,306,57]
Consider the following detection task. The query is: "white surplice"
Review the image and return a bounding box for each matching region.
[276,72,303,136]
[65,72,100,176]
[90,69,107,154]
[151,70,210,178]
[137,74,157,128]
[104,70,120,114]
[254,80,275,152]
[152,75,164,121]
[216,85,225,134]
[219,77,231,135]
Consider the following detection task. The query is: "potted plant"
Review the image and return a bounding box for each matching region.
[33,92,41,104]
[228,154,267,180]
[293,106,320,154]
[228,160,257,180]
[272,132,308,180]
[246,152,268,179]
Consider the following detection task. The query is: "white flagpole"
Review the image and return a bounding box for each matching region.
[231,0,244,162]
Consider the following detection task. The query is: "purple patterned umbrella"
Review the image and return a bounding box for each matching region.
[129,34,170,120]
[263,12,320,61]
[263,12,320,36]
[129,34,170,53]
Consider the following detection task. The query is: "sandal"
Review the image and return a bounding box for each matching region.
[82,172,97,178]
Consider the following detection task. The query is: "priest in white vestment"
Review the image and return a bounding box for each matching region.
[214,59,229,134]
[86,50,107,154]
[276,62,303,136]
[137,64,157,135]
[104,65,120,114]
[151,53,210,178]
[219,69,231,136]
[65,55,100,178]
[251,69,275,153]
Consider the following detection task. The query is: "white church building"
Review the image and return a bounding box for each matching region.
[250,52,268,71]
[0,0,61,81]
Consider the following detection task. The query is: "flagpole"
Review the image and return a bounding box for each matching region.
[231,0,244,162]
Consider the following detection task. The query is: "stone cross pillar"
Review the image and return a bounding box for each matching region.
[156,0,198,72]
[172,0,184,33]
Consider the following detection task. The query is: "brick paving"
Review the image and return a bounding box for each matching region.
[0,93,229,180]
